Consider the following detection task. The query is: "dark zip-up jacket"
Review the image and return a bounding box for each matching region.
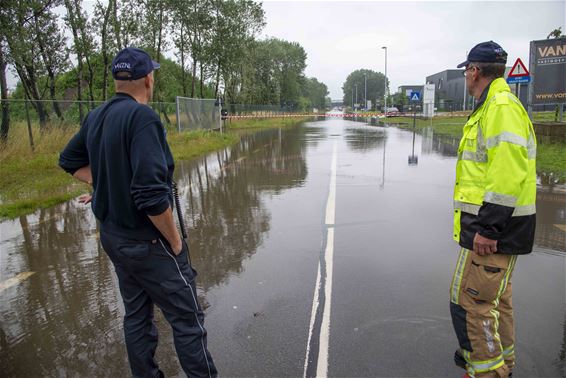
[59,93,174,240]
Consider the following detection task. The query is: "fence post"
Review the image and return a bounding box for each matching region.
[24,98,35,151]
[175,96,181,132]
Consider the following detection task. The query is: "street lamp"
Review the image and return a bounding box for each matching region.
[382,46,387,118]
[364,73,367,110]
[355,84,358,111]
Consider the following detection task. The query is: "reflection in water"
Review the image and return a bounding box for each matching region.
[0,204,128,376]
[408,127,419,165]
[177,127,309,294]
[0,125,309,376]
[421,127,459,157]
[344,126,386,152]
[535,189,566,252]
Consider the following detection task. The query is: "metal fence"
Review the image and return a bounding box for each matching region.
[0,98,176,127]
[223,103,297,117]
[175,97,221,132]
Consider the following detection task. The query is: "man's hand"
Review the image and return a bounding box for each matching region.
[473,232,497,255]
[147,207,183,256]
[78,194,92,204]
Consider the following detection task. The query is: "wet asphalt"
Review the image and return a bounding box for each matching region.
[1,117,565,377]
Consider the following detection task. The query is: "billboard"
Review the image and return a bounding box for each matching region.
[530,38,566,104]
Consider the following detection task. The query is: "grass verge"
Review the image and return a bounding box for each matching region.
[389,116,566,182]
[0,116,309,220]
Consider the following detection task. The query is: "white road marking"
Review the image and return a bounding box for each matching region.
[0,272,35,293]
[317,227,335,377]
[304,141,338,377]
[303,264,321,377]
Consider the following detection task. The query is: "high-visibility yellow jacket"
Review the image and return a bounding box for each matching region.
[453,78,537,254]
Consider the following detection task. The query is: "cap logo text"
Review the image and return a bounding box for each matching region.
[114,62,131,69]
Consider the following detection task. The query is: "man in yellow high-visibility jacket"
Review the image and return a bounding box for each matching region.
[449,41,537,378]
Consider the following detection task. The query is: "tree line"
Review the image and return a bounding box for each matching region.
[0,0,329,140]
[342,69,388,110]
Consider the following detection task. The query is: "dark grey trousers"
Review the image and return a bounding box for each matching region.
[100,231,217,378]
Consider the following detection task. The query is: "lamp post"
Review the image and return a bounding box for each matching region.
[463,50,468,111]
[382,46,387,118]
[364,73,367,110]
[355,84,358,111]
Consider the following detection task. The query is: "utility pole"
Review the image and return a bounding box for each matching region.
[364,73,367,110]
[351,89,354,110]
[463,50,468,111]
[382,46,388,118]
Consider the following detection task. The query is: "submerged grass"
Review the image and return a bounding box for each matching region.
[0,116,308,219]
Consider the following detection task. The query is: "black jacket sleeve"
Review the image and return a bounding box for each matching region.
[59,119,90,175]
[129,110,171,216]
[476,202,514,240]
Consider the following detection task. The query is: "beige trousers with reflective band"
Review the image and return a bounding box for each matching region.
[450,249,517,376]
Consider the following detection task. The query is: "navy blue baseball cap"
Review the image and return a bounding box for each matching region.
[457,41,508,68]
[112,47,160,80]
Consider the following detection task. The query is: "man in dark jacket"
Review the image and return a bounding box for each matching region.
[59,47,217,378]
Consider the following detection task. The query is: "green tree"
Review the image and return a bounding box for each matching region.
[547,27,565,39]
[0,37,9,142]
[302,77,329,110]
[342,69,387,109]
[2,0,59,129]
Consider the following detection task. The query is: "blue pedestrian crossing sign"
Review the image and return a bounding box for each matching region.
[409,91,420,101]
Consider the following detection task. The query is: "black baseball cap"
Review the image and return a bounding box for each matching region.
[457,41,508,68]
[112,47,160,80]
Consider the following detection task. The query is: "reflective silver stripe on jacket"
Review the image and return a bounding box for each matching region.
[486,131,527,149]
[454,201,480,215]
[527,135,536,159]
[512,204,536,216]
[484,191,517,207]
[460,150,487,162]
[476,123,486,156]
[488,92,537,160]
[454,201,535,217]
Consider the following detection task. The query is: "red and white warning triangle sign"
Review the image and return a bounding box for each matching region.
[508,58,529,77]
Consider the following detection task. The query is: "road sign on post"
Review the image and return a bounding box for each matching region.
[507,57,531,85]
[508,58,529,77]
[409,91,421,101]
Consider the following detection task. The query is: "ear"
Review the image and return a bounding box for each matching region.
[472,67,481,81]
[145,75,151,89]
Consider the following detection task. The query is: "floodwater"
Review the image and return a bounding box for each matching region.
[1,118,565,377]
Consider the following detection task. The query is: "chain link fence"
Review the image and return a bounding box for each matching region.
[0,98,176,126]
[175,97,221,132]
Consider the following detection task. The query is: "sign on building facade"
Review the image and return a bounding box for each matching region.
[423,84,435,117]
[529,38,566,104]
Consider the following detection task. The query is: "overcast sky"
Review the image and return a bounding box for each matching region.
[7,1,566,100]
[260,0,566,99]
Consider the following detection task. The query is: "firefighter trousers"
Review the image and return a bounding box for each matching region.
[450,248,517,378]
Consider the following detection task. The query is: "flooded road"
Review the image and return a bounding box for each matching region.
[1,119,565,377]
